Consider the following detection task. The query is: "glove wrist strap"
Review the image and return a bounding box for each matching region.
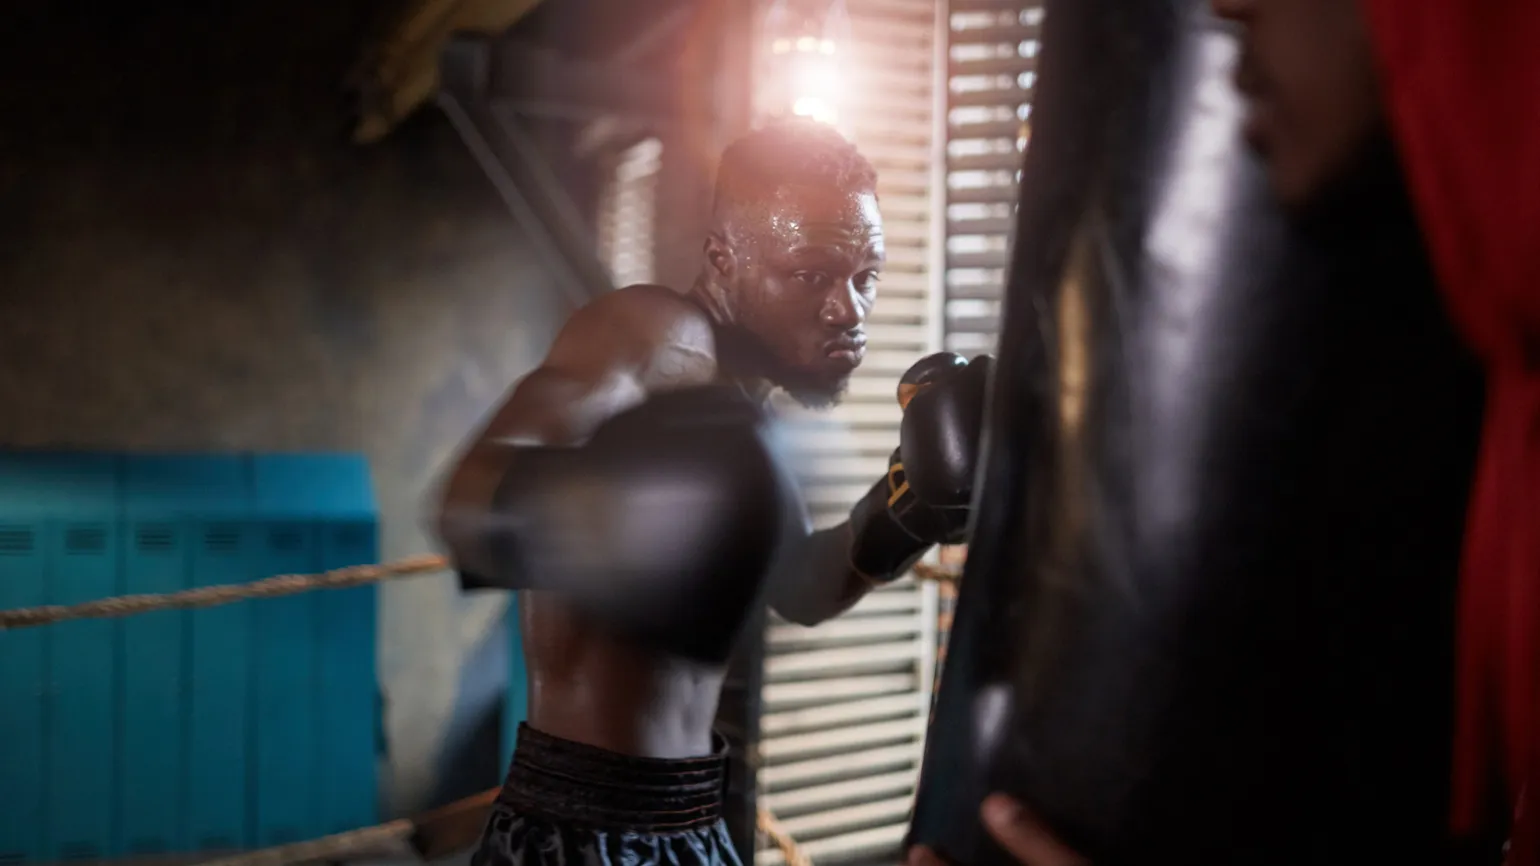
[847,473,936,584]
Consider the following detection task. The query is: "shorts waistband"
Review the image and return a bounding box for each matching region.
[497,724,729,833]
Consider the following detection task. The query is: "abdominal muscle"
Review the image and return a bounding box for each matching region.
[518,590,727,759]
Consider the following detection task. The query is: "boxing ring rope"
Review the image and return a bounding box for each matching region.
[194,819,417,866]
[757,809,813,866]
[910,561,959,586]
[0,555,449,630]
[0,555,959,631]
[0,554,963,865]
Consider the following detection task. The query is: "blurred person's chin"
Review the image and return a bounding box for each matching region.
[1265,129,1404,243]
[777,367,852,410]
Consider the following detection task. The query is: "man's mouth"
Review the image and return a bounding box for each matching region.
[825,338,867,365]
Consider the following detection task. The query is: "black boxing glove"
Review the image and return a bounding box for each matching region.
[846,353,993,583]
[900,353,992,506]
[448,386,801,663]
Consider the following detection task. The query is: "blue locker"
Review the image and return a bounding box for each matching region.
[0,450,383,862]
[38,456,121,862]
[249,519,320,846]
[0,455,48,864]
[119,456,246,856]
[502,595,530,773]
[254,455,378,837]
[187,510,255,852]
[318,519,379,835]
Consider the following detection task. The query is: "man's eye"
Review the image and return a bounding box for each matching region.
[795,271,830,289]
[856,270,882,291]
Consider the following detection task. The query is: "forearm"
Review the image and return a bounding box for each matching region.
[434,368,644,580]
[769,511,936,627]
[435,425,556,582]
[435,441,524,583]
[768,524,884,626]
[772,351,990,626]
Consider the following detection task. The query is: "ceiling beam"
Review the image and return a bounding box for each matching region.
[437,49,615,304]
[489,40,675,121]
[569,2,700,155]
[350,0,546,144]
[441,33,676,123]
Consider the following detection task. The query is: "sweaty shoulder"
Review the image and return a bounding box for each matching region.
[551,284,719,390]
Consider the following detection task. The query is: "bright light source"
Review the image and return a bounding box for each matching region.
[782,49,841,126]
[790,56,839,99]
[757,0,851,129]
[792,97,838,125]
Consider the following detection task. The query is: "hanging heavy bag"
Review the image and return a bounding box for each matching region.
[906,0,1484,864]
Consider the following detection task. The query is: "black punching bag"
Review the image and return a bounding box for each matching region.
[907,1,1484,864]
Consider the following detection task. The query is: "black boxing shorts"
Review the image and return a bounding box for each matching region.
[471,724,739,866]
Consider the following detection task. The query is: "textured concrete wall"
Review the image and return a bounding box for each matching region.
[0,1,569,816]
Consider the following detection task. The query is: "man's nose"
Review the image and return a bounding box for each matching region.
[821,283,865,330]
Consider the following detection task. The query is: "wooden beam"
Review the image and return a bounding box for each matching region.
[351,0,546,144]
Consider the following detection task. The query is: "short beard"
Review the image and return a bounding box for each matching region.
[773,364,851,410]
[716,323,852,409]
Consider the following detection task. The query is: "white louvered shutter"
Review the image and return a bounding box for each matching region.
[929,0,1044,698]
[597,137,665,287]
[755,1,947,863]
[943,0,1042,356]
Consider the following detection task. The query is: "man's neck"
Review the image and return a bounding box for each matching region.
[684,275,731,327]
[685,275,775,406]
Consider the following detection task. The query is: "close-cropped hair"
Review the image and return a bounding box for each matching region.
[712,119,879,217]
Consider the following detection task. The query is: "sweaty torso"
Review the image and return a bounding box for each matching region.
[520,284,744,759]
[521,593,727,758]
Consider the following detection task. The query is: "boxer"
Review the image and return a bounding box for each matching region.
[434,118,993,866]
[915,0,1540,862]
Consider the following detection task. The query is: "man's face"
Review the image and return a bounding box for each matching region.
[718,183,884,408]
[1212,0,1384,211]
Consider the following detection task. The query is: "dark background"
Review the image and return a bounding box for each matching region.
[0,0,570,816]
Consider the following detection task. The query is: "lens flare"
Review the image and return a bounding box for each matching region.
[786,51,841,125]
[792,97,838,124]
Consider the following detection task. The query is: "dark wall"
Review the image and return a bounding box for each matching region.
[0,1,570,815]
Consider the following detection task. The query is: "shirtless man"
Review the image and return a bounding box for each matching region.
[435,119,993,866]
